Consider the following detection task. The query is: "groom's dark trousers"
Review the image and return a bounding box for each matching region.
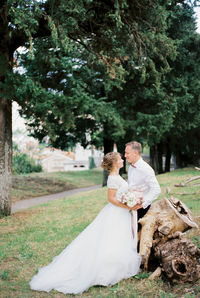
[137,205,151,230]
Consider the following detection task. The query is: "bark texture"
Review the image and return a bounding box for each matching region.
[0,99,12,216]
[102,136,114,186]
[154,233,200,283]
[0,2,12,216]
[138,197,199,282]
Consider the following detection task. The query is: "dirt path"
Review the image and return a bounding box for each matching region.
[12,184,102,213]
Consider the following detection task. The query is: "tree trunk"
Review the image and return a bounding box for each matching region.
[138,196,199,282]
[165,139,171,172]
[102,137,114,186]
[150,145,159,174]
[174,150,182,169]
[150,146,155,169]
[102,169,109,187]
[0,99,12,216]
[157,143,163,174]
[116,140,126,175]
[153,235,200,283]
[0,4,13,216]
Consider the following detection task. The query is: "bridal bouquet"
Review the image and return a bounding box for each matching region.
[116,185,143,208]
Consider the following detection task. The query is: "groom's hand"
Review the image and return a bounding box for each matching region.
[132,203,143,210]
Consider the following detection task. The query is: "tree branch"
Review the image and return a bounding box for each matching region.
[174,176,200,187]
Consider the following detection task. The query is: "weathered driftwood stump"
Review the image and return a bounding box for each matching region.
[154,233,200,283]
[138,196,199,283]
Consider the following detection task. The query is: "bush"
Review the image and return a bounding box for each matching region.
[12,152,42,174]
[89,156,96,170]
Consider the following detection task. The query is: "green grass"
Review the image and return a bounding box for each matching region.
[12,168,103,203]
[157,167,200,217]
[1,167,200,297]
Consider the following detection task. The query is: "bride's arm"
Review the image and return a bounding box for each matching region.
[107,189,133,210]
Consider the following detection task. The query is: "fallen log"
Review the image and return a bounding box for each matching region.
[138,197,199,283]
[166,189,200,196]
[175,176,200,187]
[154,233,200,283]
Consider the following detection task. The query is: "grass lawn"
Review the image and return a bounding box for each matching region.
[1,167,200,297]
[12,168,103,203]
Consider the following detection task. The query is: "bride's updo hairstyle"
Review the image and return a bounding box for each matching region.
[101,152,120,172]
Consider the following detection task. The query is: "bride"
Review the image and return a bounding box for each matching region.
[30,152,141,294]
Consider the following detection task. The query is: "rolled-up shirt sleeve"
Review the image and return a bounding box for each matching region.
[142,170,161,209]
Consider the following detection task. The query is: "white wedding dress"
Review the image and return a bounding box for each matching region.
[29,175,141,294]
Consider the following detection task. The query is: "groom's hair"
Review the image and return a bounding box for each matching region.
[125,141,142,154]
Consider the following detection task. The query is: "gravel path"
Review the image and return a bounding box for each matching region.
[12,184,102,213]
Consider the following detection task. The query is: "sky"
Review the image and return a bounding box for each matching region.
[12,102,27,132]
[194,6,200,33]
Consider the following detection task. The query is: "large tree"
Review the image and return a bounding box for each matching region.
[112,1,200,173]
[13,2,176,146]
[13,26,175,178]
[146,0,200,172]
[0,0,180,216]
[0,0,50,216]
[162,1,200,169]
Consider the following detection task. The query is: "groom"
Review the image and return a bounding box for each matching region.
[125,141,161,226]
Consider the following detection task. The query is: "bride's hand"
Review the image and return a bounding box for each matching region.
[130,203,143,211]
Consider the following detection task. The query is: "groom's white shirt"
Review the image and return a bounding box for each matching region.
[128,157,161,209]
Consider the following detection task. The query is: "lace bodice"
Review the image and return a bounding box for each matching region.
[107,175,128,189]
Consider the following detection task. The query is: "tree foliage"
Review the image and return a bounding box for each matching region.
[0,0,200,215]
[155,1,200,170]
[8,0,177,149]
[10,2,200,169]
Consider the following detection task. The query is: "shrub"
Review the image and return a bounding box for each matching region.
[12,152,42,174]
[89,156,96,170]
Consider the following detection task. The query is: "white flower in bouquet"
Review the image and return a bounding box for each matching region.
[116,185,143,208]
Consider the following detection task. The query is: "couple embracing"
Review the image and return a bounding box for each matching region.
[30,141,161,295]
